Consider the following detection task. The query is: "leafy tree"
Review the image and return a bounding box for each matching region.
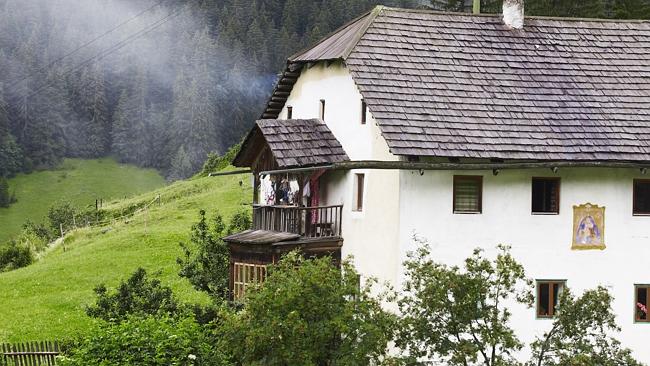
[85,267,179,323]
[177,209,251,300]
[396,242,534,366]
[219,253,397,365]
[47,201,77,235]
[529,286,643,366]
[58,313,228,366]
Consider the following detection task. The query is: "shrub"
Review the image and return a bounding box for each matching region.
[85,267,179,323]
[199,143,241,176]
[178,210,251,300]
[0,177,10,208]
[23,220,53,241]
[58,313,229,366]
[219,253,397,365]
[0,241,34,272]
[47,201,77,234]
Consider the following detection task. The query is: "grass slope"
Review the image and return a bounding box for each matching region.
[0,158,166,243]
[0,170,251,342]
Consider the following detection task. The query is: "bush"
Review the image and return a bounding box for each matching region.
[22,220,53,243]
[199,143,241,176]
[0,241,34,272]
[58,313,229,366]
[178,210,251,300]
[0,177,10,208]
[48,201,77,234]
[85,268,179,323]
[219,253,397,365]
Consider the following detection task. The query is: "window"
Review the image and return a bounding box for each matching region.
[232,262,267,300]
[287,106,293,119]
[633,180,650,215]
[453,175,482,214]
[354,173,364,211]
[319,99,325,121]
[532,177,560,214]
[537,280,565,318]
[361,99,367,125]
[636,285,650,322]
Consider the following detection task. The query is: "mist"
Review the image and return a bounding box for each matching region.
[0,0,273,179]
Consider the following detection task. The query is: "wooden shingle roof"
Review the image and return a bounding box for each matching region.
[264,7,650,162]
[234,119,349,169]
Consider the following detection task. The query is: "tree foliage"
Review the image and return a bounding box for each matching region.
[396,242,534,366]
[85,267,179,323]
[219,253,398,365]
[529,286,643,366]
[58,313,228,366]
[177,209,251,300]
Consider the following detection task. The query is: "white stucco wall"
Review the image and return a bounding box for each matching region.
[280,62,402,288]
[398,167,650,361]
[275,61,650,361]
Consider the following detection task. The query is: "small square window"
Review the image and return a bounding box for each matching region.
[635,285,650,322]
[453,175,482,214]
[361,99,367,125]
[537,280,565,318]
[354,173,364,211]
[532,177,560,214]
[287,106,293,119]
[319,99,325,121]
[633,180,650,215]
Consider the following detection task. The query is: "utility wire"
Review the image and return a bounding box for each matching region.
[7,2,162,90]
[19,6,184,103]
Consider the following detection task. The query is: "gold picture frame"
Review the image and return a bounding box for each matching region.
[572,203,605,250]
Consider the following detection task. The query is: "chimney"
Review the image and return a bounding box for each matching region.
[503,0,524,29]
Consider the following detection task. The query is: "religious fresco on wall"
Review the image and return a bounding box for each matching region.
[572,203,605,250]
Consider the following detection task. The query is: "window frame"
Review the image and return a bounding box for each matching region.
[635,284,650,323]
[452,175,483,214]
[531,177,561,215]
[354,173,365,212]
[319,99,325,121]
[536,280,566,319]
[286,106,293,119]
[633,179,650,216]
[361,99,367,125]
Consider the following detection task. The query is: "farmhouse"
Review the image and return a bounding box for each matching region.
[225,0,650,360]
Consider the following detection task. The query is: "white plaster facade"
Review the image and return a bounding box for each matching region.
[278,61,650,362]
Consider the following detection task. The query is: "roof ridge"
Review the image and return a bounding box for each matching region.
[288,8,377,62]
[383,6,650,24]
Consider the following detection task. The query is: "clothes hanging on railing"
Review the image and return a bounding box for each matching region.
[309,169,326,224]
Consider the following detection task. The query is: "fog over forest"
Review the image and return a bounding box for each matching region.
[1,0,419,180]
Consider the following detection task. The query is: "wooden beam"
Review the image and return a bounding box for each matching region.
[258,160,650,175]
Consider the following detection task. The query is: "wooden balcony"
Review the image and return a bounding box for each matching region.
[252,204,343,239]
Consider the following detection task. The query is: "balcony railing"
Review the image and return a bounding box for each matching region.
[253,205,343,239]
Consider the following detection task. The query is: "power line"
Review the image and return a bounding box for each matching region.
[7,2,162,90]
[19,7,184,103]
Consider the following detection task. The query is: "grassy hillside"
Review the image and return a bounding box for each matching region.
[0,158,166,243]
[0,170,251,342]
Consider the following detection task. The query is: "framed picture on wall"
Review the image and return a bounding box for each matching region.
[572,203,605,250]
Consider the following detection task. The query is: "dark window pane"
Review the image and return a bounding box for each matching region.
[552,283,561,315]
[538,283,550,316]
[454,176,482,213]
[532,178,559,213]
[637,287,648,321]
[634,180,650,214]
[287,106,293,119]
[361,100,367,125]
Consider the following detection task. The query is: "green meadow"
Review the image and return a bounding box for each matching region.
[0,164,251,342]
[0,158,166,243]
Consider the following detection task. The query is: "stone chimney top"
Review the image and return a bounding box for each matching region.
[503,0,524,29]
